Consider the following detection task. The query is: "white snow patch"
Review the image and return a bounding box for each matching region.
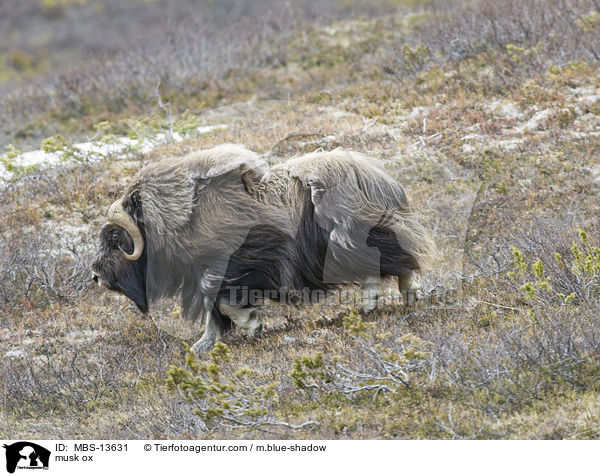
[5,349,25,359]
[66,329,101,344]
[0,123,228,185]
[462,143,476,153]
[74,137,137,155]
[461,133,524,152]
[487,137,526,150]
[198,124,228,134]
[591,165,600,186]
[323,107,354,120]
[515,109,553,134]
[571,131,600,139]
[486,100,523,120]
[18,149,63,167]
[407,106,430,119]
[579,94,600,106]
[568,86,600,105]
[568,86,594,95]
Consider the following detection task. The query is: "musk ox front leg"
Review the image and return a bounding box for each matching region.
[191,312,220,354]
[398,273,420,305]
[191,307,234,354]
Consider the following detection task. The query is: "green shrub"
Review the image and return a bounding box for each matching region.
[511,230,600,305]
[167,343,319,433]
[291,311,431,401]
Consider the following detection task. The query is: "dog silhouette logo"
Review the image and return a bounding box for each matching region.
[3,442,51,473]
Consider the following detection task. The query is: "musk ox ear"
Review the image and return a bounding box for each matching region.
[122,190,144,224]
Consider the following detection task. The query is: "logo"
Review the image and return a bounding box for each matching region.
[3,442,51,474]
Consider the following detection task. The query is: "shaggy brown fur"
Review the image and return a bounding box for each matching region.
[92,144,435,352]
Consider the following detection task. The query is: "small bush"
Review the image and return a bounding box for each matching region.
[292,311,432,400]
[167,343,320,434]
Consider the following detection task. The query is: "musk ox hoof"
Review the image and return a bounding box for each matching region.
[403,288,424,306]
[361,298,378,314]
[247,322,263,339]
[191,337,216,354]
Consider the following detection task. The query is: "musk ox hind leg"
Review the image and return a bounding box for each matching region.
[217,300,263,339]
[398,272,421,305]
[366,225,424,306]
[360,273,421,312]
[360,279,381,314]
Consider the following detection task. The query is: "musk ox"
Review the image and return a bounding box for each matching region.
[92,144,435,352]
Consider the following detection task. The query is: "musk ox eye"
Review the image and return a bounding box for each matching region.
[110,230,121,245]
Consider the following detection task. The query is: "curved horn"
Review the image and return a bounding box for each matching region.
[107,198,144,261]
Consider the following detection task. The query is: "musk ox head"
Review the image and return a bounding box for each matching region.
[92,191,148,313]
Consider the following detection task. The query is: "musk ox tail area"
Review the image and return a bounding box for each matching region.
[276,149,436,285]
